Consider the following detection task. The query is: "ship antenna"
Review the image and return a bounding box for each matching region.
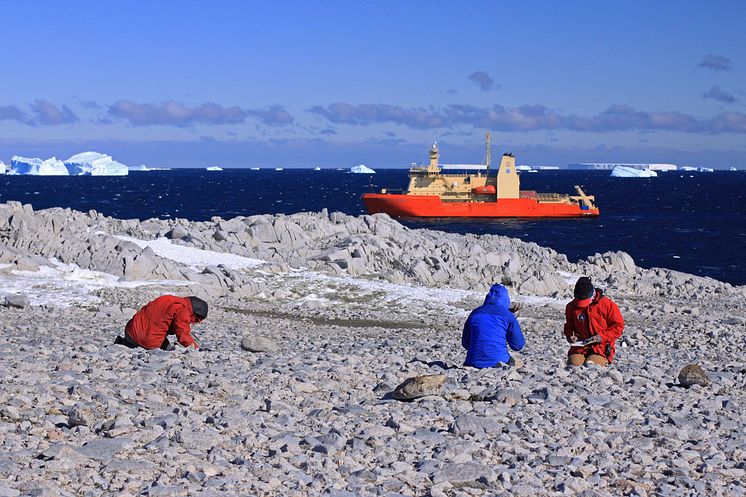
[485,131,491,176]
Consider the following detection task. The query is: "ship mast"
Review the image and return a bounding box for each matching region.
[485,131,491,176]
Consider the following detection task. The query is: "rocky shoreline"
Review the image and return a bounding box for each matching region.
[1,201,745,497]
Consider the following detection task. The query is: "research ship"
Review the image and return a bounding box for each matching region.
[362,133,599,218]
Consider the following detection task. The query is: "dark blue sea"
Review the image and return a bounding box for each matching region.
[1,169,744,286]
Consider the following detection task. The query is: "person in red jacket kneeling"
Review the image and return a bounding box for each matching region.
[116,295,207,350]
[564,277,624,366]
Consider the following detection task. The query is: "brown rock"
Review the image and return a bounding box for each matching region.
[392,374,446,401]
[678,364,709,387]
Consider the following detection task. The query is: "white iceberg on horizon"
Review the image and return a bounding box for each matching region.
[64,152,128,176]
[610,165,657,178]
[206,166,223,171]
[130,164,172,171]
[350,164,375,174]
[10,156,69,176]
[0,161,5,175]
[313,166,321,171]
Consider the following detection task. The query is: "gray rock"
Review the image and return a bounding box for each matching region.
[432,462,495,484]
[450,415,503,435]
[76,438,131,462]
[392,374,446,401]
[67,406,94,427]
[678,364,709,387]
[4,293,30,309]
[240,336,279,353]
[0,486,20,497]
[166,226,189,240]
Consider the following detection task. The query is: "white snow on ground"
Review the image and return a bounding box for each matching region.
[0,260,189,307]
[2,234,565,313]
[114,235,266,271]
[285,270,479,316]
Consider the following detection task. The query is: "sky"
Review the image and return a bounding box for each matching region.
[1,1,745,169]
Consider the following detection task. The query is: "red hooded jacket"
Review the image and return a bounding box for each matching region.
[125,295,198,349]
[564,289,624,362]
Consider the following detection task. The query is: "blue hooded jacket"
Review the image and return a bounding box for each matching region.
[462,284,525,368]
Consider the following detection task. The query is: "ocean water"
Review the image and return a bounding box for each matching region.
[1,169,744,285]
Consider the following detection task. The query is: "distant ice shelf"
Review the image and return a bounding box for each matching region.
[350,164,376,174]
[610,165,657,178]
[130,164,172,171]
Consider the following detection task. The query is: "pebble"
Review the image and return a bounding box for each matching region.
[0,202,743,497]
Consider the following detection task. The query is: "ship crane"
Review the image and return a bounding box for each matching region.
[571,185,597,210]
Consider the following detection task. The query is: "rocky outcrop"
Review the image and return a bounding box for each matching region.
[0,202,741,305]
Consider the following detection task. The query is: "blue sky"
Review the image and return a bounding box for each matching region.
[1,1,744,168]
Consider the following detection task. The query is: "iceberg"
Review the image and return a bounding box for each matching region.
[610,165,657,178]
[313,166,321,171]
[350,164,376,174]
[10,156,69,175]
[0,161,5,175]
[206,166,223,171]
[64,152,128,176]
[130,164,172,171]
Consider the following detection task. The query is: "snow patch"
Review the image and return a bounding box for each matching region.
[114,235,266,271]
[0,259,187,307]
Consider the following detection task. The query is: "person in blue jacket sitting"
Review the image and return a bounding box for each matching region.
[462,284,525,367]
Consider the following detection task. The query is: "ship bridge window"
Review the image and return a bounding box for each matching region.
[506,168,511,174]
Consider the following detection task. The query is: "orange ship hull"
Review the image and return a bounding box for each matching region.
[362,193,600,218]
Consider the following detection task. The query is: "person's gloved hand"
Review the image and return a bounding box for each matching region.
[587,334,602,344]
[567,334,578,344]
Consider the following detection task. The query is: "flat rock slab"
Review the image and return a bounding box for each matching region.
[76,438,132,462]
[432,462,495,484]
[392,374,446,401]
[4,294,30,309]
[450,415,503,435]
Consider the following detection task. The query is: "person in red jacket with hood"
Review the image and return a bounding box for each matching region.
[564,277,624,366]
[116,295,208,350]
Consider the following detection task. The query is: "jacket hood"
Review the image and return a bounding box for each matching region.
[575,288,605,308]
[188,296,208,319]
[483,284,511,308]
